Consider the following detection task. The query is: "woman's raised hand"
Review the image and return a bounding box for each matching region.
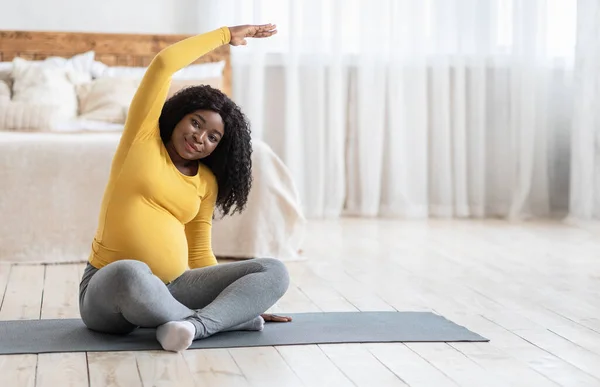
[228,24,277,46]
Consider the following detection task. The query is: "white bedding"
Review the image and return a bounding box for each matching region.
[0,131,306,264]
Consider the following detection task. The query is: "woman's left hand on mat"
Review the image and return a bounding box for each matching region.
[228,24,277,46]
[261,313,292,322]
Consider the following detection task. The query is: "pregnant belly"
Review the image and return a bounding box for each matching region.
[98,207,190,283]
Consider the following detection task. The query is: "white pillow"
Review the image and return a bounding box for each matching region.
[35,51,96,83]
[11,57,82,124]
[1,51,96,80]
[93,60,225,80]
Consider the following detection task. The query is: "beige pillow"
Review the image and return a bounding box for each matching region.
[76,77,140,123]
[0,80,10,102]
[167,77,223,99]
[0,62,12,84]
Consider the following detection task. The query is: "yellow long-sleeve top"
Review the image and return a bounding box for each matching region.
[88,27,231,284]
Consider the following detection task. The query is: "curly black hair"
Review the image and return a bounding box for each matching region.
[158,85,252,217]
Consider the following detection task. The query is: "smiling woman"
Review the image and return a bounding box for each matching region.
[77,24,292,353]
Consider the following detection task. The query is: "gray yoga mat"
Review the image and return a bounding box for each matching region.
[0,312,487,354]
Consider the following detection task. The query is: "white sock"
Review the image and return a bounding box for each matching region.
[224,316,265,332]
[156,321,195,352]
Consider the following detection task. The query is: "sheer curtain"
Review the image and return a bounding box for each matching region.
[198,0,577,220]
[568,0,600,221]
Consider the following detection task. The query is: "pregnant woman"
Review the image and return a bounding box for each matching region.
[78,24,291,352]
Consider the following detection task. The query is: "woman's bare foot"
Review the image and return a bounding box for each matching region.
[156,321,195,352]
[261,313,293,322]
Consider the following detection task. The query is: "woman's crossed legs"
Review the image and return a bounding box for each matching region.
[79,258,290,351]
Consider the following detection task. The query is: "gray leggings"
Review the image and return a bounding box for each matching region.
[79,258,290,339]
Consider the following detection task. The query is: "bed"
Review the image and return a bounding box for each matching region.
[0,30,306,264]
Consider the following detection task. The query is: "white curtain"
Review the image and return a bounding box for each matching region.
[198,0,577,220]
[568,0,600,221]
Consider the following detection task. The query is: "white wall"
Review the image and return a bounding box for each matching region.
[0,0,201,34]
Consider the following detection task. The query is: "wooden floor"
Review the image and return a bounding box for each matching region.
[1,218,600,387]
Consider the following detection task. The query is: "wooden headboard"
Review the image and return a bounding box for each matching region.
[0,30,232,96]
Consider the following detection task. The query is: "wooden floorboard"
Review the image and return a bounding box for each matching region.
[0,264,11,309]
[447,312,600,387]
[275,345,355,387]
[183,348,251,387]
[87,352,142,387]
[0,265,44,387]
[0,219,598,387]
[228,346,304,386]
[37,264,89,387]
[319,343,409,386]
[135,351,196,387]
[365,343,459,387]
[0,265,45,320]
